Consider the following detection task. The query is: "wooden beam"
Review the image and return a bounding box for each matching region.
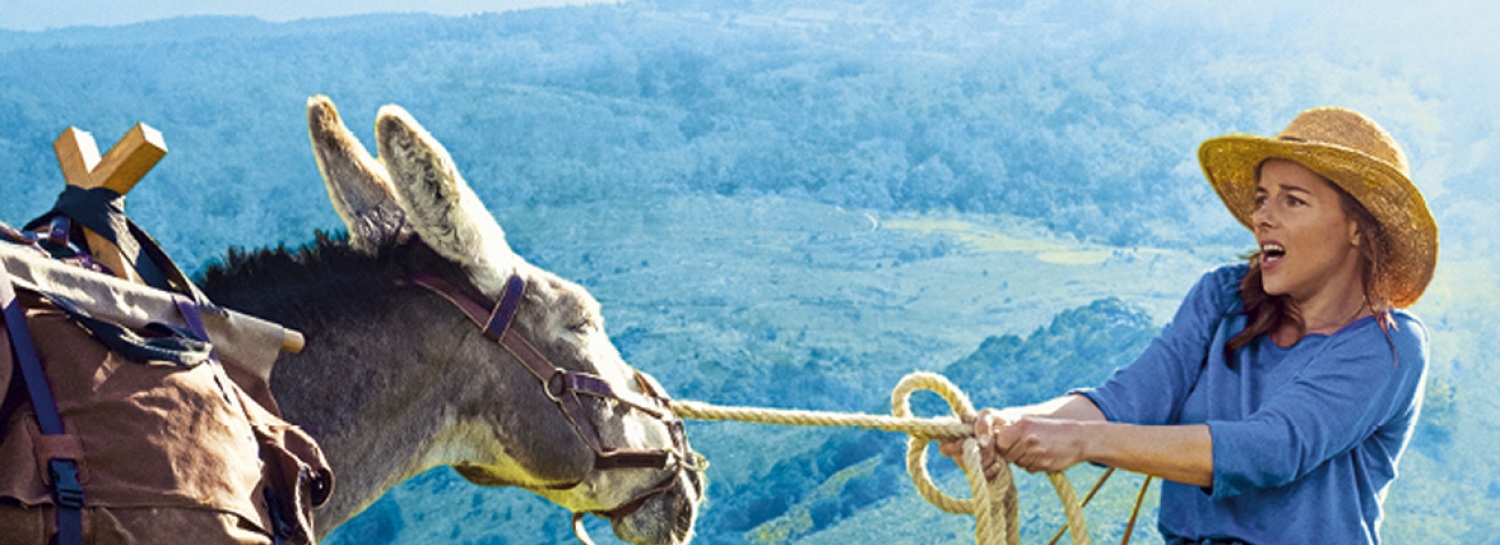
[47,123,305,354]
[282,330,305,354]
[52,123,168,284]
[90,123,167,195]
[53,127,101,186]
[53,123,168,195]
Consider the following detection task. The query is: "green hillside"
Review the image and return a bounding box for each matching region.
[1,0,1495,542]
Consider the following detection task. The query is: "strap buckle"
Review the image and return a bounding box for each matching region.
[48,459,85,509]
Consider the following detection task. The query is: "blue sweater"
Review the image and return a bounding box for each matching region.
[1075,265,1429,544]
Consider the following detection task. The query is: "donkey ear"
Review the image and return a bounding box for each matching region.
[307,95,412,253]
[375,104,517,296]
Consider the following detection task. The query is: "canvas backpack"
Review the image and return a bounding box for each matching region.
[0,202,333,545]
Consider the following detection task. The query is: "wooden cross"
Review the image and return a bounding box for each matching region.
[52,123,168,283]
[50,123,306,354]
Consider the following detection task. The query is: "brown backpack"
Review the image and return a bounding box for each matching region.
[1,231,332,544]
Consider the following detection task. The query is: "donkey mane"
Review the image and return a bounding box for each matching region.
[200,231,383,292]
[197,231,484,313]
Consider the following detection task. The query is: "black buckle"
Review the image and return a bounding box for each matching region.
[48,459,85,509]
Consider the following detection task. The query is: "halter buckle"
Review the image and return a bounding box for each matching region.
[546,370,570,401]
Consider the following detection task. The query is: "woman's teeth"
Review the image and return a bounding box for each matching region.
[1262,243,1285,263]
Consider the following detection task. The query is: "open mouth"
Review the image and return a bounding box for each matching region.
[1261,243,1286,265]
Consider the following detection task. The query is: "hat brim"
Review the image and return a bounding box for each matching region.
[1199,135,1438,308]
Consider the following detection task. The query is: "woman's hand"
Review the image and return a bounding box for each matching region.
[988,415,1089,473]
[940,407,1090,476]
[941,396,1108,478]
[939,408,1010,479]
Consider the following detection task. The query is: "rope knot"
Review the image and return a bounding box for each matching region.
[891,372,1021,545]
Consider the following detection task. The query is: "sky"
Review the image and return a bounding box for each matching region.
[0,0,618,31]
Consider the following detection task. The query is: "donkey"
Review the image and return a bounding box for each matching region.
[197,96,705,544]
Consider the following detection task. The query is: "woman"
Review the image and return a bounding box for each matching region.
[945,107,1437,543]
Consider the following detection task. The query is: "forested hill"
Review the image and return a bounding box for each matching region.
[2,1,1497,543]
[3,0,1490,271]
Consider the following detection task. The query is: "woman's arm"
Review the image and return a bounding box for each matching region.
[987,413,1213,487]
[994,392,1109,422]
[946,394,1214,487]
[943,267,1242,482]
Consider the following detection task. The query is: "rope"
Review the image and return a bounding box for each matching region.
[1047,468,1113,545]
[1121,476,1153,545]
[671,371,1091,544]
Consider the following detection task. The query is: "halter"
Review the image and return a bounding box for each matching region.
[407,271,705,523]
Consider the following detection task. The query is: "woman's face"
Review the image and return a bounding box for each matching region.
[1251,159,1363,303]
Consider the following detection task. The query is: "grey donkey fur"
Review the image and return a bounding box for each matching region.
[201,95,704,544]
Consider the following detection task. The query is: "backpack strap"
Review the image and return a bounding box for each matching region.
[24,185,210,305]
[0,256,84,545]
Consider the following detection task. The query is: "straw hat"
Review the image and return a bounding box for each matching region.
[1199,107,1438,308]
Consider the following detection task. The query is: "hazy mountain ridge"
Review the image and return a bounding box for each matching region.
[4,0,1486,266]
[1,1,1494,543]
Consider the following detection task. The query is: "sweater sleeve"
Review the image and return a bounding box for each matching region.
[1207,315,1429,499]
[1075,265,1242,425]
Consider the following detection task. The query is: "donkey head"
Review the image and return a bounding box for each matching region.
[306,95,704,545]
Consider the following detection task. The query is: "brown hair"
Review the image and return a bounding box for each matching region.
[1224,164,1392,362]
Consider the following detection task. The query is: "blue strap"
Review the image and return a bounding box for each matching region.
[1,266,62,434]
[484,274,526,340]
[1,258,85,545]
[486,274,528,339]
[173,295,211,342]
[51,458,85,544]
